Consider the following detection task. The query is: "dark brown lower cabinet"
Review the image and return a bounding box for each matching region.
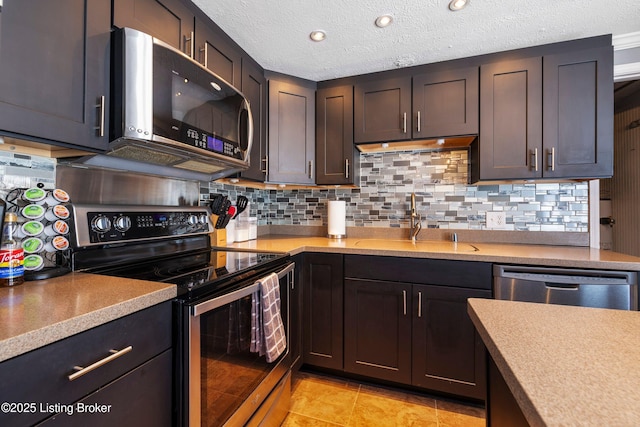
[344,279,412,384]
[412,285,490,400]
[0,302,172,426]
[290,254,304,371]
[302,253,343,370]
[487,356,529,426]
[343,255,492,401]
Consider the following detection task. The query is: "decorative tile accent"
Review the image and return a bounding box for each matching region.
[0,151,589,234]
[204,150,590,233]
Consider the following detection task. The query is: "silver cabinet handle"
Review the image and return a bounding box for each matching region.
[402,112,407,133]
[345,158,349,179]
[261,156,268,174]
[418,291,422,318]
[402,290,407,315]
[308,160,313,180]
[531,148,539,172]
[184,31,194,58]
[548,147,555,171]
[68,346,133,381]
[95,96,105,138]
[199,44,208,68]
[417,111,421,133]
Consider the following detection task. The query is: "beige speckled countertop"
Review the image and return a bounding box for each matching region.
[229,235,640,271]
[0,273,176,363]
[467,299,640,426]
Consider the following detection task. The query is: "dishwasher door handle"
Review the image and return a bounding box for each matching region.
[545,282,580,290]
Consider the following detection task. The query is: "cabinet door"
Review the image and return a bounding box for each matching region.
[194,15,242,87]
[0,0,110,151]
[542,47,613,178]
[316,85,355,185]
[412,285,491,400]
[241,59,268,181]
[40,350,172,427]
[268,79,316,184]
[113,0,195,56]
[344,279,412,384]
[290,254,303,370]
[302,253,343,370]
[479,58,542,180]
[413,67,479,138]
[354,77,412,143]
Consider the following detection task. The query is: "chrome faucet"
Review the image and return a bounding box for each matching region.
[410,192,422,243]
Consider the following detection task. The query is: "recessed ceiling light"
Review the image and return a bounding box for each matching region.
[309,30,326,42]
[449,0,469,11]
[375,15,393,28]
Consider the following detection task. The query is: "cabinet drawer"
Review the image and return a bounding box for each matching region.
[345,255,492,290]
[39,349,173,427]
[0,301,171,426]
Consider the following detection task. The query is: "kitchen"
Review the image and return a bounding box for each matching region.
[1,0,640,426]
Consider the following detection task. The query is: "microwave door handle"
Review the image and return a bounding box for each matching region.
[243,99,254,163]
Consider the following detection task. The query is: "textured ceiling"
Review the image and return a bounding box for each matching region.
[191,0,640,82]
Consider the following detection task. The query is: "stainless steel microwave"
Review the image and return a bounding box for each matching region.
[107,27,253,181]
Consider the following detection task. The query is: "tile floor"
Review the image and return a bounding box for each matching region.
[282,371,486,426]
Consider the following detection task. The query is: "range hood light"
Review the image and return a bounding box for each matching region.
[210,82,222,91]
[356,136,477,153]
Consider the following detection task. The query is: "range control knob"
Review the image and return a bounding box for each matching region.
[114,215,132,232]
[91,215,112,233]
[188,215,199,226]
[199,214,209,225]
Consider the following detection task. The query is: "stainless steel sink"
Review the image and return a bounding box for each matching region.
[353,239,479,252]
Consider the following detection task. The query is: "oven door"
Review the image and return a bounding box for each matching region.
[181,261,294,427]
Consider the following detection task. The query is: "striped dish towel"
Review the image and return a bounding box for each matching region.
[250,272,287,363]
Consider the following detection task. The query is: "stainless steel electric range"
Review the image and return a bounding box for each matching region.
[68,204,294,427]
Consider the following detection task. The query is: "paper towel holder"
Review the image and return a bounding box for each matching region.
[327,200,346,239]
[327,232,346,239]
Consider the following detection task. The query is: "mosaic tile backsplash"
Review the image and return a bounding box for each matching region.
[0,150,588,233]
[205,150,590,232]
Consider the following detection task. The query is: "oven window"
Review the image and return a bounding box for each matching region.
[197,290,289,426]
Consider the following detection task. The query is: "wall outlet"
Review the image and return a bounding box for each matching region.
[486,211,506,229]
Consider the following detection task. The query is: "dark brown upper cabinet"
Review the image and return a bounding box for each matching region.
[354,67,479,144]
[316,85,358,185]
[478,57,543,181]
[0,0,110,151]
[476,45,613,182]
[354,77,412,143]
[240,59,267,181]
[113,0,195,57]
[193,11,242,87]
[267,76,316,184]
[542,46,613,179]
[413,67,479,138]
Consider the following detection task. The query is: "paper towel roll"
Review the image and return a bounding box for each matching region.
[327,200,346,239]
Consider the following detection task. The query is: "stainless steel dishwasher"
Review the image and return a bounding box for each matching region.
[493,265,638,310]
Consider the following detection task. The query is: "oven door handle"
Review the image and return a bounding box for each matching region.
[191,262,295,317]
